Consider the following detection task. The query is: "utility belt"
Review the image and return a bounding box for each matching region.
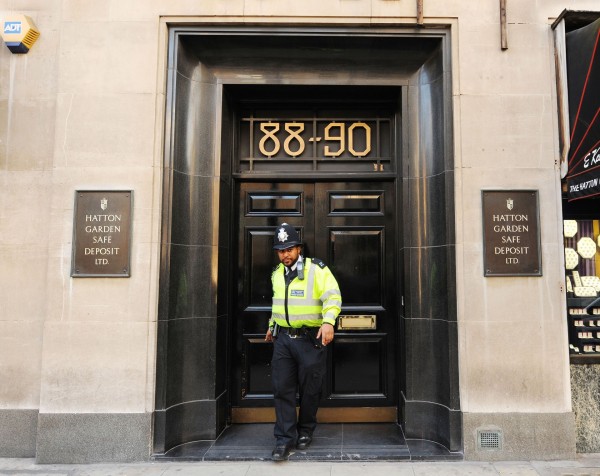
[274,324,322,348]
[279,326,318,337]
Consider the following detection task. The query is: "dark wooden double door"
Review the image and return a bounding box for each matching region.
[232,181,398,421]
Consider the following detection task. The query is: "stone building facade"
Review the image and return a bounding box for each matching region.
[0,0,598,463]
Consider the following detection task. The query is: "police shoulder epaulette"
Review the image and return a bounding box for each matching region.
[311,258,327,269]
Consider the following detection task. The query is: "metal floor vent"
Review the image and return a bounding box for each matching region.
[477,430,502,450]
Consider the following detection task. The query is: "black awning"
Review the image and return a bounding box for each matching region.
[566,17,600,201]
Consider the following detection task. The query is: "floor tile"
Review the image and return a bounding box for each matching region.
[156,423,458,462]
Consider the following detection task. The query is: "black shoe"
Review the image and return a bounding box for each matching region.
[271,444,291,461]
[296,435,312,450]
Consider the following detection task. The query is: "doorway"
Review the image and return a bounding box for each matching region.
[232,181,398,422]
[154,26,460,457]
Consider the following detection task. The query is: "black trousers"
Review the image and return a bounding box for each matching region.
[271,331,327,446]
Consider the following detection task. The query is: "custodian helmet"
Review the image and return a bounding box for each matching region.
[273,223,302,250]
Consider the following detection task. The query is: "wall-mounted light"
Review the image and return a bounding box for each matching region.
[0,14,40,53]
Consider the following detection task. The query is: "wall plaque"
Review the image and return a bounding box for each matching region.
[71,191,132,277]
[482,190,542,277]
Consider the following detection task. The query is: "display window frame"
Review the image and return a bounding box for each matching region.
[562,197,600,363]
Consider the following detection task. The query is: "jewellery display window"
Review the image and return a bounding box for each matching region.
[564,218,600,363]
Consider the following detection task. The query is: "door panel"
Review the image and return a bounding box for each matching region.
[233,181,396,412]
[333,336,387,395]
[327,228,384,306]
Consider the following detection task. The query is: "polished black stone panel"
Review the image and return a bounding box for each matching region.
[417,94,445,179]
[405,245,454,321]
[166,317,217,407]
[404,173,451,248]
[171,172,215,246]
[446,244,458,321]
[164,400,217,451]
[215,314,228,395]
[402,320,459,413]
[160,440,212,460]
[160,168,174,246]
[175,35,202,79]
[152,409,166,454]
[216,246,230,319]
[215,392,228,440]
[157,243,171,320]
[167,244,215,319]
[219,94,234,180]
[406,74,445,180]
[171,75,192,174]
[172,74,217,177]
[215,183,231,403]
[446,321,460,409]
[442,72,454,169]
[447,403,462,451]
[403,318,453,406]
[156,423,461,461]
[216,179,232,320]
[217,178,232,247]
[444,169,456,246]
[156,316,228,452]
[154,319,169,411]
[422,50,444,176]
[419,42,444,86]
[403,399,461,451]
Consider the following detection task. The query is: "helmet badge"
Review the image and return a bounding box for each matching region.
[277,227,289,243]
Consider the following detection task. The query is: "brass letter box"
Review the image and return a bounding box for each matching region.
[337,315,376,330]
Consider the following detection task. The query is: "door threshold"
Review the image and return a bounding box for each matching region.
[155,423,463,461]
[231,406,397,423]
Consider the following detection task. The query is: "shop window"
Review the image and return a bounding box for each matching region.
[564,217,600,362]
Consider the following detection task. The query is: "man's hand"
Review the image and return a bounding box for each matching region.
[265,328,274,342]
[316,323,334,346]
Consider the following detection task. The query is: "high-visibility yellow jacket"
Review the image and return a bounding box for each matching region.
[269,257,342,329]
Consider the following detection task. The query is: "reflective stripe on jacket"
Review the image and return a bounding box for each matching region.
[269,257,342,329]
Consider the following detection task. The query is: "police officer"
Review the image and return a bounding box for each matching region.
[265,223,342,461]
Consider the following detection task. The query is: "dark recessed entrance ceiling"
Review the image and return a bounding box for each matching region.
[179,32,442,81]
[184,33,439,67]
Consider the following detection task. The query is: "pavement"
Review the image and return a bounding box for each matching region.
[2,455,600,476]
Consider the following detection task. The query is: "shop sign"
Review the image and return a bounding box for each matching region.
[71,191,132,277]
[482,190,542,277]
[566,17,600,200]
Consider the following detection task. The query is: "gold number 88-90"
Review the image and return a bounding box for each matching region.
[257,121,372,158]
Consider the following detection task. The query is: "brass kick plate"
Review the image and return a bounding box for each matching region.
[232,407,396,423]
[337,315,376,330]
